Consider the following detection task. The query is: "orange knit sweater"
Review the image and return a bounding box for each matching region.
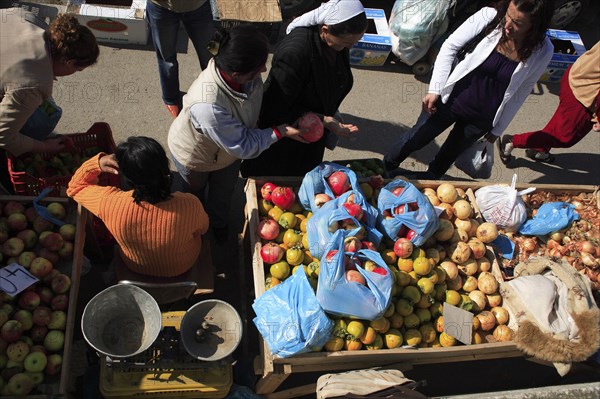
[67,154,209,277]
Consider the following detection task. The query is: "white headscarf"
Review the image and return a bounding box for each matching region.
[286,0,365,34]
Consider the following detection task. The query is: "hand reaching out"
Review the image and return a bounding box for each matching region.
[276,124,310,143]
[323,116,359,138]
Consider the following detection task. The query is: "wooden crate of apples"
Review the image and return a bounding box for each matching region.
[252,173,514,353]
[0,197,82,397]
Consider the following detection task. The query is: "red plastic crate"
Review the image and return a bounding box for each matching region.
[7,122,119,196]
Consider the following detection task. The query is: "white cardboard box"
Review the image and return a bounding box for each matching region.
[210,0,282,23]
[349,8,392,67]
[539,29,586,83]
[66,0,148,46]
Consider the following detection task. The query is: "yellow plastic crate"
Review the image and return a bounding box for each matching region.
[99,359,232,398]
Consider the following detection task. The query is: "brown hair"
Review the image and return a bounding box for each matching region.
[47,14,99,67]
[494,0,554,61]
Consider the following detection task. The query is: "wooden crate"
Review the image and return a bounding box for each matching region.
[243,177,598,399]
[0,195,87,398]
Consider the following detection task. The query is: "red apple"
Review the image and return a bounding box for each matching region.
[0,320,24,343]
[45,353,62,376]
[2,201,25,217]
[35,287,54,305]
[393,237,414,259]
[7,213,27,232]
[13,309,33,331]
[17,292,40,311]
[343,236,362,252]
[42,269,60,285]
[50,274,71,294]
[40,232,63,252]
[38,248,59,264]
[30,344,48,355]
[30,325,49,344]
[32,306,52,327]
[345,270,366,285]
[29,257,53,278]
[50,294,68,311]
[314,193,332,208]
[2,237,25,257]
[0,228,9,244]
[58,224,76,241]
[15,230,37,250]
[361,241,377,251]
[24,207,38,224]
[45,203,66,220]
[17,251,37,269]
[32,216,53,234]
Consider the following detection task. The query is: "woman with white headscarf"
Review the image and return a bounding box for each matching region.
[241,0,367,177]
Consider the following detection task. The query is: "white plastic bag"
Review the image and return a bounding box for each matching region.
[455,138,494,179]
[475,174,535,231]
[389,0,451,65]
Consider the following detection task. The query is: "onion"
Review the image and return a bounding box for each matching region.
[562,236,572,244]
[581,252,598,267]
[546,239,560,250]
[579,241,595,254]
[549,248,562,258]
[522,238,537,252]
[549,231,564,242]
[478,272,499,295]
[491,306,509,325]
[493,325,514,342]
[570,200,584,211]
[486,293,503,308]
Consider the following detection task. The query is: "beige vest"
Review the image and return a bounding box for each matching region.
[168,58,263,172]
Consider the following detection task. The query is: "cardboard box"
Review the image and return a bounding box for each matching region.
[539,29,586,83]
[349,8,392,67]
[210,0,282,23]
[67,0,148,46]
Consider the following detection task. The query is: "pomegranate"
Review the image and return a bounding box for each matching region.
[392,187,405,196]
[271,186,296,210]
[327,171,351,196]
[346,270,366,285]
[393,238,413,259]
[314,193,332,208]
[260,242,284,264]
[260,182,277,201]
[342,202,364,221]
[298,112,324,143]
[257,218,279,240]
[405,229,417,241]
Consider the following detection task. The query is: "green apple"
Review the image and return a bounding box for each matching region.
[23,351,47,373]
[47,311,66,331]
[58,224,76,241]
[43,330,64,352]
[45,353,62,376]
[25,371,44,386]
[0,354,7,369]
[6,372,34,396]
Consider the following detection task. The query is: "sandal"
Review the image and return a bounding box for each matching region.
[497,135,513,164]
[525,149,555,163]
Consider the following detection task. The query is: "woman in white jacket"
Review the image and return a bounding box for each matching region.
[384,0,554,178]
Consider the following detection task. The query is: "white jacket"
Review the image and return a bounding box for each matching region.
[429,7,553,136]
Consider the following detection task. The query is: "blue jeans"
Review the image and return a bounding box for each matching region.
[146,1,216,106]
[171,157,241,230]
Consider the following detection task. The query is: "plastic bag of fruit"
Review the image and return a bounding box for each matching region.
[316,231,392,321]
[299,162,362,213]
[377,179,439,246]
[475,174,535,231]
[306,190,383,259]
[253,268,333,358]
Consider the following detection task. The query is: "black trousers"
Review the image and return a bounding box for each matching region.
[385,99,491,178]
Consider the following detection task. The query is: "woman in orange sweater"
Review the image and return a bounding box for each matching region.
[67,136,209,277]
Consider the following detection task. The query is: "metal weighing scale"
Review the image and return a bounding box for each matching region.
[82,285,242,399]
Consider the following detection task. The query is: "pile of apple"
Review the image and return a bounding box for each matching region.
[0,200,74,396]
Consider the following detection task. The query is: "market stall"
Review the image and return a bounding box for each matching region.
[243,166,599,398]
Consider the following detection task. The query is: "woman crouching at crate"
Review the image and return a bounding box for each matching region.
[67,136,210,278]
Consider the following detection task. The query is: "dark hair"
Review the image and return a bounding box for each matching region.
[495,0,553,60]
[212,24,269,74]
[115,137,172,205]
[326,12,368,36]
[47,13,99,67]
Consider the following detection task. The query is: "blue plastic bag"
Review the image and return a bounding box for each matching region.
[298,162,362,213]
[518,202,580,236]
[316,230,393,321]
[253,269,333,358]
[377,180,439,246]
[306,190,383,259]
